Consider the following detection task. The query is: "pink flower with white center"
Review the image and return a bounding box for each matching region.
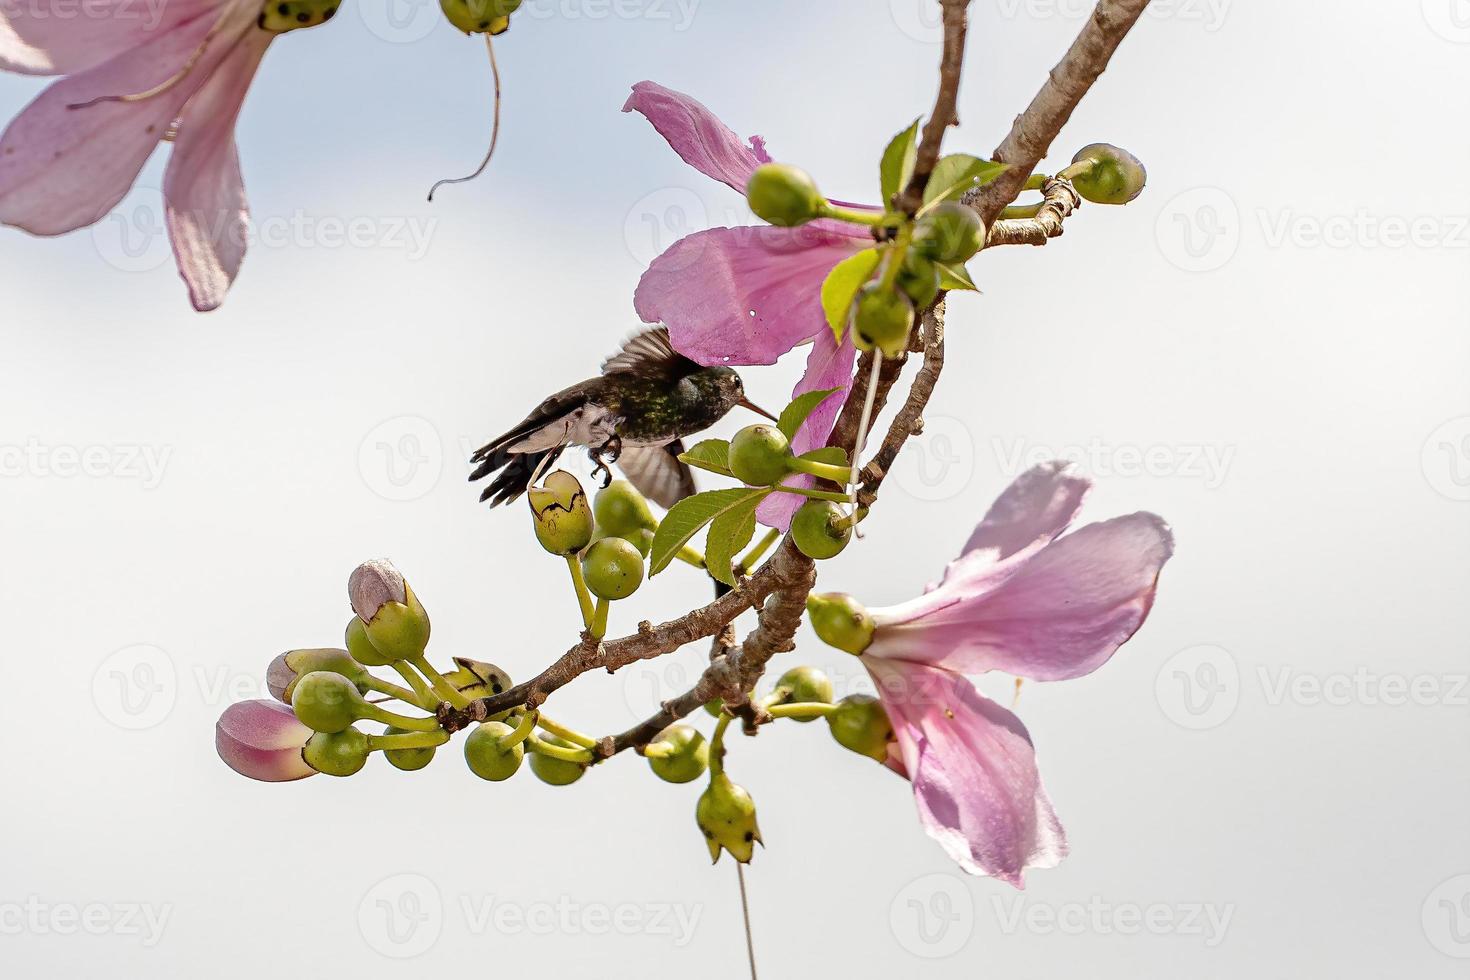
[216,698,316,782]
[808,462,1175,885]
[0,0,341,311]
[623,82,876,528]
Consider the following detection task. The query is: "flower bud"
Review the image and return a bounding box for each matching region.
[443,657,511,700]
[348,559,430,662]
[770,666,833,722]
[728,424,794,487]
[440,0,521,35]
[291,670,366,734]
[267,648,366,704]
[646,725,709,783]
[897,251,941,310]
[581,538,645,601]
[594,480,657,537]
[216,700,316,782]
[259,0,341,34]
[1068,143,1146,205]
[827,694,895,763]
[913,201,986,263]
[382,726,437,772]
[745,163,824,227]
[696,773,762,864]
[529,735,588,786]
[344,615,393,668]
[852,283,915,359]
[790,500,853,560]
[303,727,371,777]
[528,471,594,556]
[805,592,874,655]
[464,721,524,781]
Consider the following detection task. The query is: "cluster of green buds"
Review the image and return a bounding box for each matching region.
[722,423,859,561]
[527,471,654,637]
[440,0,522,35]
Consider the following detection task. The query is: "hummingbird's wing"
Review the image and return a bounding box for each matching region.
[618,441,696,510]
[601,325,699,380]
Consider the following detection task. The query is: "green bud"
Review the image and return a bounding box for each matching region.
[770,666,833,722]
[805,592,875,655]
[291,671,365,734]
[745,163,825,228]
[439,0,521,35]
[1068,143,1147,205]
[913,201,986,263]
[897,251,941,310]
[728,424,794,487]
[529,735,587,786]
[594,480,657,537]
[827,694,895,763]
[790,500,853,560]
[646,725,709,783]
[302,727,371,777]
[852,283,915,359]
[348,560,430,662]
[464,722,524,781]
[382,726,437,772]
[581,537,645,601]
[258,0,341,34]
[527,471,594,556]
[267,648,365,704]
[442,657,511,701]
[344,616,393,668]
[696,773,762,864]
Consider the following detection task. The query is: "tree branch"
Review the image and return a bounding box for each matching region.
[897,0,973,215]
[983,177,1082,247]
[856,303,946,509]
[972,0,1154,226]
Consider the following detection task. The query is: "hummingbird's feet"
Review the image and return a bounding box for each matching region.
[588,436,623,488]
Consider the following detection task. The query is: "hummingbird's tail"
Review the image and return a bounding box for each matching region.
[469,443,566,508]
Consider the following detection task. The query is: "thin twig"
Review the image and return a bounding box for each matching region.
[737,864,758,980]
[897,0,974,215]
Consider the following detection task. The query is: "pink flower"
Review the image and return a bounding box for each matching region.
[624,82,875,527]
[815,462,1175,885]
[0,1,338,311]
[216,699,316,782]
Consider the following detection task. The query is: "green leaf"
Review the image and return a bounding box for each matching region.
[921,155,1009,210]
[936,261,979,292]
[777,388,841,441]
[821,248,882,343]
[800,446,849,468]
[704,497,760,587]
[650,487,771,576]
[679,439,733,477]
[879,119,921,203]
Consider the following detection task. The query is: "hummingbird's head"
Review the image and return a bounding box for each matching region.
[705,366,776,422]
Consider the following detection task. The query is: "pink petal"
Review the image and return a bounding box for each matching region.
[215,699,316,782]
[868,659,1066,886]
[165,30,270,312]
[872,513,1175,681]
[0,0,217,75]
[622,81,770,194]
[636,224,865,366]
[959,461,1092,563]
[756,329,856,529]
[0,8,236,236]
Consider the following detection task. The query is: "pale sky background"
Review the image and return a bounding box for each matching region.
[1,1,1468,977]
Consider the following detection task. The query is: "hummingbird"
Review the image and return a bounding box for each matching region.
[469,326,775,509]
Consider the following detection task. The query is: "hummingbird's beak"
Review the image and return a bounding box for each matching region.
[739,398,778,422]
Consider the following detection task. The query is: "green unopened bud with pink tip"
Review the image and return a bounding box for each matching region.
[696,773,762,864]
[267,648,368,704]
[347,559,431,664]
[1064,143,1147,205]
[528,471,594,556]
[806,592,875,655]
